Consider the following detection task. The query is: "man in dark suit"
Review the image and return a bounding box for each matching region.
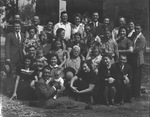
[89,11,103,39]
[35,66,60,101]
[111,54,132,104]
[131,24,146,98]
[5,21,25,95]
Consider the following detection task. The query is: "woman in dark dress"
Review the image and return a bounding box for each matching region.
[10,56,36,100]
[70,61,97,109]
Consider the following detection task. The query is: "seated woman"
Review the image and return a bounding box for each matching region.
[66,45,85,74]
[70,61,97,109]
[98,54,116,105]
[10,56,36,100]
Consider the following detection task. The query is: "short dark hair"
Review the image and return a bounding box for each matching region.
[81,60,93,71]
[118,26,128,37]
[61,11,68,17]
[42,65,51,72]
[74,32,81,38]
[27,25,37,33]
[46,53,61,65]
[56,28,65,37]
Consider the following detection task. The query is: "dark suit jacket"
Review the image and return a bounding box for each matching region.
[89,21,103,37]
[133,33,146,66]
[35,78,56,100]
[111,62,132,85]
[5,32,25,64]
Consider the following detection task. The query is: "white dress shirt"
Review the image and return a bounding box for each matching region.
[53,22,72,41]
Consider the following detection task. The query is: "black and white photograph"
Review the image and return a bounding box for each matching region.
[0,0,149,117]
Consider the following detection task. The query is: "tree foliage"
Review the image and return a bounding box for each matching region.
[19,3,35,21]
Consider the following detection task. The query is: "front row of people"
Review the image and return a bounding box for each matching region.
[9,53,132,108]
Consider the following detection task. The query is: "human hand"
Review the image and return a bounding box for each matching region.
[123,74,129,85]
[108,77,115,83]
[71,86,78,92]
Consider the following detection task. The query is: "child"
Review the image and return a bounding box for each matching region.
[50,39,67,68]
[30,59,45,89]
[35,49,48,66]
[52,69,65,99]
[86,43,102,74]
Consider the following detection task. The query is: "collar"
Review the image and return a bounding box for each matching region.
[60,21,69,25]
[49,64,58,68]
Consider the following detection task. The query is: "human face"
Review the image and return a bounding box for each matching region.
[85,26,90,33]
[119,55,127,66]
[92,12,99,22]
[55,41,62,49]
[119,18,126,26]
[28,47,35,57]
[103,56,111,66]
[135,26,142,35]
[73,49,80,57]
[25,59,31,67]
[74,16,81,25]
[61,13,68,23]
[54,71,61,79]
[120,28,127,38]
[104,18,110,26]
[50,56,58,66]
[47,22,53,30]
[33,16,40,25]
[29,29,35,38]
[129,22,135,30]
[74,35,81,42]
[93,46,100,56]
[14,23,21,32]
[14,15,20,21]
[36,60,44,70]
[40,32,48,43]
[43,69,51,80]
[38,50,44,58]
[105,30,111,39]
[60,30,65,39]
[82,63,90,73]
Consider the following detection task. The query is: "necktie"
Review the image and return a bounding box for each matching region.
[16,32,21,43]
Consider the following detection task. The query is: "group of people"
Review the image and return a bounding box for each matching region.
[1,10,146,109]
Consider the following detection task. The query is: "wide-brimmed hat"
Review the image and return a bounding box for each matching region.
[63,67,76,76]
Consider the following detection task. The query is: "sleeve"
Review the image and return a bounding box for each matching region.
[53,23,59,37]
[36,81,56,99]
[134,36,146,53]
[113,41,119,60]
[5,34,11,59]
[59,78,64,86]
